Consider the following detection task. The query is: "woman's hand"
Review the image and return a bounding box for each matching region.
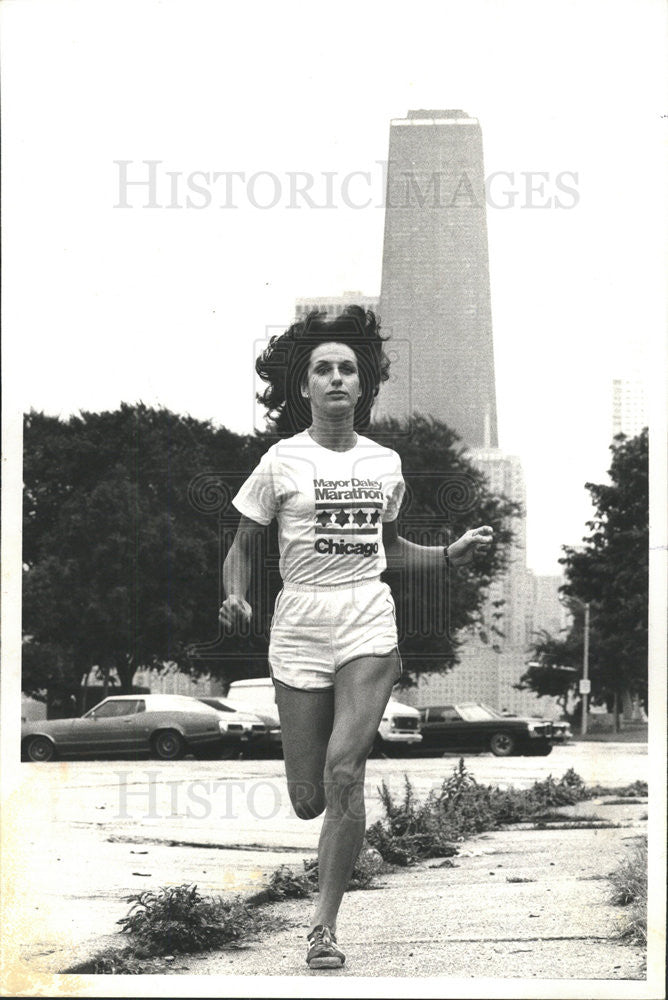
[447,525,494,567]
[219,595,253,630]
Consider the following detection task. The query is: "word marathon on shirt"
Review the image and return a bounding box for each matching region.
[313,478,383,558]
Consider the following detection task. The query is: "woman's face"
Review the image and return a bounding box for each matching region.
[303,342,362,419]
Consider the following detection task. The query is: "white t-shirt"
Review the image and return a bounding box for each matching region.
[232,430,405,588]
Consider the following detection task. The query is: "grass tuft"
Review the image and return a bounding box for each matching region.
[608,839,647,944]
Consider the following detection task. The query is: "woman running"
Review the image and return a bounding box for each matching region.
[219,306,492,969]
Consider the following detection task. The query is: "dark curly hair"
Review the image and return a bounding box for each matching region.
[255,305,391,435]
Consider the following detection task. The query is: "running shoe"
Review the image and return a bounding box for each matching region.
[306,924,346,969]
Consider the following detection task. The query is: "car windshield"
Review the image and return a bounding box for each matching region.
[85,699,142,719]
[455,704,499,722]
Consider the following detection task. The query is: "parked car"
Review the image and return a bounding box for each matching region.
[198,697,273,753]
[504,711,573,744]
[225,679,283,752]
[225,679,421,755]
[546,719,572,743]
[374,699,422,754]
[418,702,554,757]
[21,694,230,762]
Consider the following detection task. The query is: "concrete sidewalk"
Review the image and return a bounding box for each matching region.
[14,797,648,986]
[157,801,649,981]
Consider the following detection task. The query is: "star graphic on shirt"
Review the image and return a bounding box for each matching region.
[316,510,333,527]
[334,509,351,527]
[369,510,381,525]
[353,509,369,527]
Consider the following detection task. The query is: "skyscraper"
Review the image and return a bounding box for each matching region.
[377,110,498,448]
[528,574,568,638]
[612,375,648,438]
[469,448,530,649]
[295,292,379,320]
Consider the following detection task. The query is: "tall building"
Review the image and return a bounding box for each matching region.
[400,649,562,718]
[529,575,568,640]
[446,448,558,717]
[395,445,563,717]
[295,292,379,320]
[612,375,648,438]
[469,448,530,649]
[376,110,498,448]
[291,109,556,713]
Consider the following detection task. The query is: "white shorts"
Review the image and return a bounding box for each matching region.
[268,579,400,691]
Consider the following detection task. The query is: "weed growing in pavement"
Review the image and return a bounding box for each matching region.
[90,951,147,974]
[301,844,386,891]
[529,811,607,823]
[71,884,282,975]
[265,864,314,901]
[266,844,385,901]
[533,820,622,830]
[117,884,264,956]
[600,797,648,806]
[346,844,385,888]
[365,761,634,865]
[73,763,647,973]
[608,838,648,945]
[589,780,648,798]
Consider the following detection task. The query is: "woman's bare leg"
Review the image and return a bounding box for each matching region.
[274,681,334,819]
[310,649,400,931]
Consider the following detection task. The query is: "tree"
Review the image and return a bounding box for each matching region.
[518,430,648,721]
[371,415,520,682]
[23,408,521,700]
[515,629,581,719]
[22,405,252,697]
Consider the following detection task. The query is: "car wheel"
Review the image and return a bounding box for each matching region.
[152,729,186,761]
[489,731,516,757]
[24,736,56,762]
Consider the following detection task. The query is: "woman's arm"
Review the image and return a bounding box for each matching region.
[219,515,268,628]
[383,520,493,571]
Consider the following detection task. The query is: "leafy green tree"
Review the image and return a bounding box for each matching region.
[372,415,520,682]
[22,405,251,697]
[515,628,581,719]
[518,430,648,719]
[23,408,521,699]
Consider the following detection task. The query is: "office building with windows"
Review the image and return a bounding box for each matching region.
[295,292,379,321]
[376,110,498,448]
[612,375,648,438]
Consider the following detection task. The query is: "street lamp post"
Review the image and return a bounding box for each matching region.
[580,602,590,737]
[568,596,592,736]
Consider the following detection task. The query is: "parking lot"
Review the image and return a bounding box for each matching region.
[16,739,649,844]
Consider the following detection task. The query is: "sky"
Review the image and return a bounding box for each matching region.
[2,0,666,574]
